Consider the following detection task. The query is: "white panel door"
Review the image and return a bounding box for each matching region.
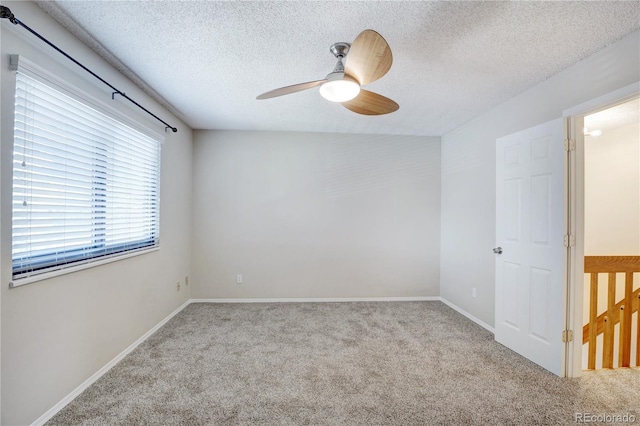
[495,118,566,376]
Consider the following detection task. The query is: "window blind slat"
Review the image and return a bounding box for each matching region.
[16,84,159,151]
[12,71,161,280]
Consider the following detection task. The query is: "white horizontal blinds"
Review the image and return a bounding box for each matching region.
[12,71,160,280]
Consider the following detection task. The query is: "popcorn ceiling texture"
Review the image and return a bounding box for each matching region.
[585,98,640,133]
[37,1,640,136]
[47,302,639,425]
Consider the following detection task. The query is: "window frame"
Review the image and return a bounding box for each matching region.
[9,55,163,288]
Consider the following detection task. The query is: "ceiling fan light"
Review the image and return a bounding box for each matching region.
[319,79,361,102]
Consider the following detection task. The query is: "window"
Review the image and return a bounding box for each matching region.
[12,69,161,284]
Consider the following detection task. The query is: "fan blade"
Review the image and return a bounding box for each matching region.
[341,89,399,115]
[344,30,392,85]
[256,80,326,100]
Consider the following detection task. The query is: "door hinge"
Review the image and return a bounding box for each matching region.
[563,234,575,248]
[564,138,575,152]
[562,330,573,343]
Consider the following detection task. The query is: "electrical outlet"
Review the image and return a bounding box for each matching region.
[472,287,477,298]
[236,274,243,284]
[177,281,181,291]
[185,276,189,286]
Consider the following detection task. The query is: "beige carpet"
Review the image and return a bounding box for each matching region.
[48,301,639,425]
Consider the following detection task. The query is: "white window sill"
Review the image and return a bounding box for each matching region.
[9,246,160,288]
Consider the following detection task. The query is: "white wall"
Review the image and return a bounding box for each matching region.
[584,122,640,256]
[0,2,193,424]
[192,130,440,299]
[440,30,640,326]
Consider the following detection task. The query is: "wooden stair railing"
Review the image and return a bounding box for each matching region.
[582,256,640,369]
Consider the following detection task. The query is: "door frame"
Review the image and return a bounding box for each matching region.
[562,81,640,378]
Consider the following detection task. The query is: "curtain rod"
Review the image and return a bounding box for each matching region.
[1,5,178,133]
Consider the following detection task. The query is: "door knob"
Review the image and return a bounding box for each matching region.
[493,247,503,254]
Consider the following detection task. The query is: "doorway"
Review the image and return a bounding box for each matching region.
[581,99,640,370]
[564,82,640,377]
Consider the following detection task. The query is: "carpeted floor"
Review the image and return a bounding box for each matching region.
[48,301,639,425]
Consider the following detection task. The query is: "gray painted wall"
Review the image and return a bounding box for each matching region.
[0,2,193,424]
[191,130,441,299]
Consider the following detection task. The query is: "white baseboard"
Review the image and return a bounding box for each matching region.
[31,299,191,426]
[190,296,440,303]
[439,297,495,333]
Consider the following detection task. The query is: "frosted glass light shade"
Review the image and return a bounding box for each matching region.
[319,79,360,102]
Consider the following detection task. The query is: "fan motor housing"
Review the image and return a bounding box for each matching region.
[329,42,351,58]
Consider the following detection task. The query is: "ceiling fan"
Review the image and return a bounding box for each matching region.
[256,30,399,115]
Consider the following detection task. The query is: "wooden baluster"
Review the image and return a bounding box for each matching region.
[602,272,616,369]
[583,256,640,371]
[588,273,598,369]
[637,292,640,367]
[619,305,627,368]
[619,272,633,368]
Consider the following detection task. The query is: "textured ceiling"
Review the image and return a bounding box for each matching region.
[585,98,640,133]
[35,1,640,136]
